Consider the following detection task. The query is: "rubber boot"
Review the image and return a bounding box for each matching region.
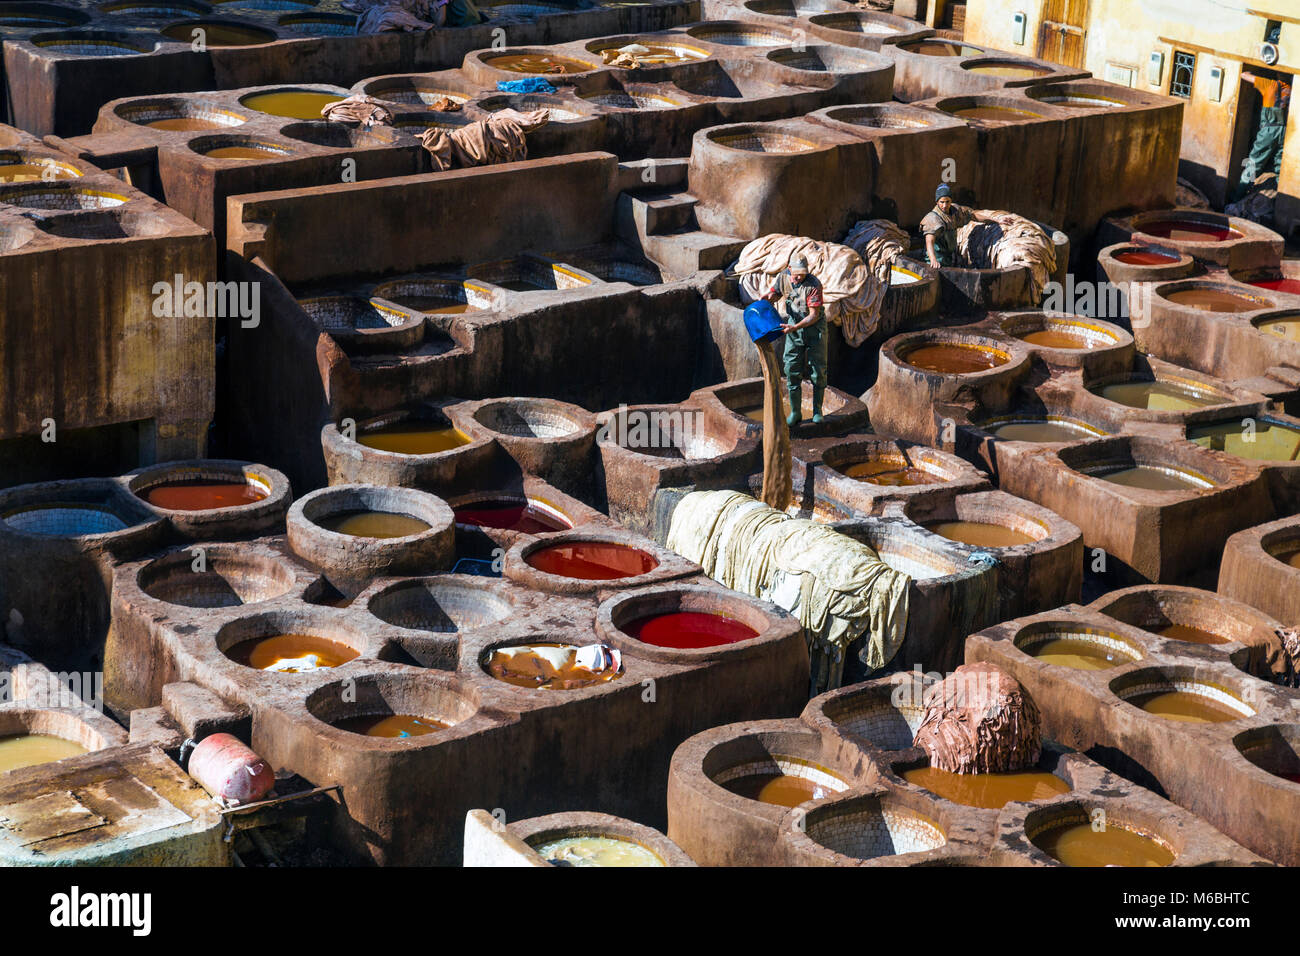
[786,385,802,426]
[811,387,825,424]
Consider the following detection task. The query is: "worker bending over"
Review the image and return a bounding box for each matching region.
[922,183,992,269]
[764,253,827,426]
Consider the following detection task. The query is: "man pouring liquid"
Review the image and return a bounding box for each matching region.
[763,253,827,425]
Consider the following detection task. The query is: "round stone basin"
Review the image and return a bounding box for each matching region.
[686,24,789,45]
[0,734,88,773]
[622,610,757,649]
[898,39,982,55]
[138,549,296,608]
[1164,286,1267,312]
[309,674,474,739]
[314,511,431,538]
[925,520,1036,548]
[836,454,944,486]
[278,13,354,35]
[2,502,132,536]
[1033,93,1124,109]
[1112,246,1181,266]
[225,633,359,672]
[483,52,598,73]
[356,421,471,456]
[191,139,293,161]
[1235,725,1300,785]
[1188,418,1300,462]
[483,642,622,689]
[160,20,275,44]
[138,475,270,511]
[32,32,152,55]
[120,100,247,131]
[368,578,513,632]
[903,764,1070,809]
[1083,463,1215,491]
[453,497,571,533]
[709,127,818,153]
[1248,276,1300,296]
[102,0,208,13]
[1014,624,1142,670]
[718,754,847,807]
[1138,218,1241,242]
[239,89,343,119]
[531,835,662,867]
[212,0,314,9]
[989,417,1108,443]
[1092,378,1226,412]
[963,60,1051,78]
[526,542,658,579]
[473,399,584,439]
[332,714,449,737]
[581,89,680,109]
[1114,673,1255,723]
[951,105,1043,122]
[0,153,81,182]
[590,41,708,64]
[0,4,84,28]
[1253,313,1300,342]
[1002,315,1119,351]
[823,105,933,129]
[0,183,127,210]
[372,277,491,314]
[891,264,923,284]
[1268,541,1300,570]
[803,797,946,860]
[1031,816,1174,867]
[900,342,1009,374]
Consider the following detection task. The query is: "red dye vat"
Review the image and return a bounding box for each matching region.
[144,480,267,511]
[1113,248,1180,266]
[1138,219,1240,242]
[454,500,571,533]
[625,611,758,649]
[527,542,658,579]
[1249,278,1300,296]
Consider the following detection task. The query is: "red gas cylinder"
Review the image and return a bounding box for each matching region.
[187,733,275,805]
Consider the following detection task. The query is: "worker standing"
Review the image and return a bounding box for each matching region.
[764,253,827,426]
[921,183,983,269]
[1235,61,1291,200]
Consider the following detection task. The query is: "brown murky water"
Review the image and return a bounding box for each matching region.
[1165,288,1264,312]
[724,772,835,807]
[953,105,1041,122]
[332,714,449,737]
[1020,329,1096,349]
[1036,823,1175,867]
[1151,623,1229,645]
[241,90,343,119]
[1027,637,1128,670]
[904,766,1070,808]
[925,520,1035,548]
[316,511,431,538]
[204,145,282,160]
[902,343,1008,374]
[1097,380,1221,412]
[485,53,595,73]
[841,459,938,485]
[1093,465,1206,491]
[1129,690,1245,723]
[0,734,88,773]
[226,633,359,671]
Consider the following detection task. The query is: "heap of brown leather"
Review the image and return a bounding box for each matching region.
[415,108,549,171]
[913,662,1042,774]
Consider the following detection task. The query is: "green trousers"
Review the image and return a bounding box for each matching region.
[1240,108,1287,185]
[783,320,828,390]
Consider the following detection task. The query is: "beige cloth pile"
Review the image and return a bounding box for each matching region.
[666,490,911,692]
[733,234,887,347]
[320,94,395,129]
[956,210,1057,301]
[416,108,548,172]
[599,43,669,68]
[842,218,909,284]
[913,663,1042,774]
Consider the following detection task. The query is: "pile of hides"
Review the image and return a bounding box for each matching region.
[599,43,670,68]
[666,490,910,693]
[956,210,1057,301]
[345,0,481,34]
[1276,626,1300,688]
[320,94,395,129]
[912,662,1042,774]
[1226,173,1278,226]
[842,218,909,284]
[416,108,548,171]
[732,234,888,347]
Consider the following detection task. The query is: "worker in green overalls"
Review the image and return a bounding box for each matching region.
[921,183,984,268]
[763,253,827,426]
[1233,55,1291,202]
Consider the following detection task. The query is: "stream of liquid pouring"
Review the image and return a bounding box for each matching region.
[757,339,792,512]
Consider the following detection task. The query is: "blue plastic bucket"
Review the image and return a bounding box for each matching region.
[743,299,784,344]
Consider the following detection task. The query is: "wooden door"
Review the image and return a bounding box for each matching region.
[1037,0,1090,70]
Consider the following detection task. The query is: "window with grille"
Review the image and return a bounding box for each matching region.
[1170,50,1196,98]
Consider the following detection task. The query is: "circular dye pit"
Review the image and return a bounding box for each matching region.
[898,40,982,55]
[900,342,1009,374]
[485,52,596,73]
[149,117,235,131]
[1138,219,1241,242]
[724,768,840,807]
[315,510,431,538]
[534,835,662,867]
[1034,821,1174,867]
[33,34,150,55]
[453,498,571,533]
[991,418,1104,442]
[1034,93,1124,109]
[279,14,354,35]
[1112,247,1181,266]
[332,713,448,737]
[1248,277,1300,296]
[1018,626,1139,670]
[890,265,922,284]
[1124,685,1251,723]
[623,610,758,649]
[1164,287,1265,312]
[525,542,657,579]
[0,734,88,774]
[1094,380,1223,412]
[1147,623,1229,645]
[592,42,707,65]
[483,642,622,690]
[1270,544,1300,570]
[965,62,1051,78]
[200,144,289,161]
[1188,419,1300,461]
[839,457,939,486]
[1237,729,1300,784]
[904,766,1070,809]
[1254,314,1300,342]
[2,503,131,536]
[240,90,343,119]
[1020,329,1094,349]
[925,520,1036,548]
[952,105,1042,122]
[1086,464,1212,492]
[709,128,817,153]
[160,21,275,45]
[0,8,80,29]
[0,159,80,182]
[357,422,471,455]
[225,633,358,672]
[140,477,269,511]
